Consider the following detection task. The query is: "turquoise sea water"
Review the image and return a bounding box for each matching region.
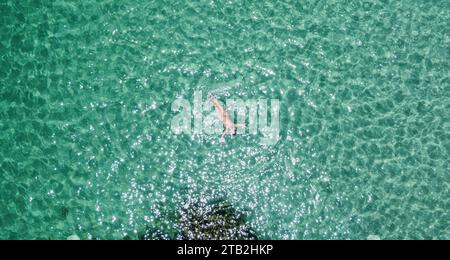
[0,0,449,239]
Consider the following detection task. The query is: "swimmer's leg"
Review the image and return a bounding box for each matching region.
[220,129,228,141]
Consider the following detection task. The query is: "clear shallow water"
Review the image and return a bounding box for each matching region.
[0,0,449,239]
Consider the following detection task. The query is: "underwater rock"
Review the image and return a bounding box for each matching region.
[177,198,257,240]
[139,228,173,240]
[139,198,257,240]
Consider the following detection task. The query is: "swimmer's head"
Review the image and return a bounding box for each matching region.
[232,128,237,136]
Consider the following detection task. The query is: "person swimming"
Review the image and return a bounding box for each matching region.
[208,92,244,142]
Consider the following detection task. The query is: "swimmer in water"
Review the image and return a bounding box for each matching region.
[208,92,245,142]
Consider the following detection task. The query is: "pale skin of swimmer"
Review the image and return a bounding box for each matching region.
[208,92,245,142]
